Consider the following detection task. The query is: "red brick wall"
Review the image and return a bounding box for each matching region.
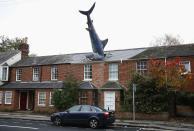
[0,89,18,111]
[34,89,55,113]
[92,63,105,87]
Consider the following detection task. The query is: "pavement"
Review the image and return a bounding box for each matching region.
[0,111,194,131]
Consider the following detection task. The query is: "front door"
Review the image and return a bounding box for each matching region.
[20,92,27,110]
[104,91,115,111]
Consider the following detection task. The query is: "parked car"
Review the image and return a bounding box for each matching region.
[50,105,115,128]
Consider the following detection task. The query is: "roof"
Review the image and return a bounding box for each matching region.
[0,81,64,89]
[101,81,124,90]
[0,50,20,64]
[131,43,194,59]
[79,81,97,89]
[12,48,146,67]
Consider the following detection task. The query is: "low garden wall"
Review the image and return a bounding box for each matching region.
[176,105,194,117]
[115,112,169,121]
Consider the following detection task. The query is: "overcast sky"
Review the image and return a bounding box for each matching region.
[0,0,194,56]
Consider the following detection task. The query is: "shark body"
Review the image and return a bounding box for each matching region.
[79,3,108,60]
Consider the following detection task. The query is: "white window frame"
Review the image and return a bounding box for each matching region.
[5,91,12,104]
[51,66,58,80]
[16,68,22,81]
[136,61,147,75]
[0,91,2,104]
[33,67,40,81]
[180,61,191,74]
[38,92,46,106]
[49,92,54,106]
[2,66,9,81]
[84,64,92,81]
[109,63,118,81]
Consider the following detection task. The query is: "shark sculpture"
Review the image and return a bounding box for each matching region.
[79,2,108,60]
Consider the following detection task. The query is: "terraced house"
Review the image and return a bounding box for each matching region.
[0,41,194,112]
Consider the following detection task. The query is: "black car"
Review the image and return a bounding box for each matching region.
[50,105,115,128]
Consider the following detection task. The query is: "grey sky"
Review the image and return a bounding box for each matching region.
[0,0,194,56]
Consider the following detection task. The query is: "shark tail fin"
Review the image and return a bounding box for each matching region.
[79,2,96,16]
[101,39,108,49]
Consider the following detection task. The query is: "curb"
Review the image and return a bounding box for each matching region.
[113,122,194,131]
[0,116,194,131]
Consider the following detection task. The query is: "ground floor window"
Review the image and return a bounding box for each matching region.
[49,92,54,106]
[0,91,2,104]
[38,92,46,106]
[5,91,12,104]
[79,91,88,105]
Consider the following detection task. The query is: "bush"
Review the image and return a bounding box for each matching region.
[176,91,194,110]
[52,74,79,110]
[122,73,168,113]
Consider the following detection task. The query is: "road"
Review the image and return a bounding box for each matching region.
[0,118,171,131]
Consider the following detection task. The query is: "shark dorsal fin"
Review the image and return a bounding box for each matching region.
[101,39,108,49]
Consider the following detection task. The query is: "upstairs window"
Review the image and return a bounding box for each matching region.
[180,61,191,74]
[51,66,58,80]
[84,64,92,80]
[5,91,12,104]
[33,67,40,81]
[16,68,22,81]
[2,66,9,81]
[136,61,147,75]
[109,63,118,81]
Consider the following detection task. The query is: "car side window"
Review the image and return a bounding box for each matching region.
[80,105,92,112]
[90,107,96,112]
[68,105,81,112]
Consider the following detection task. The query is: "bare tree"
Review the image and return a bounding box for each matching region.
[150,34,183,46]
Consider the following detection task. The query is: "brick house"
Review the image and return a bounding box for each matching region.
[0,42,194,112]
[0,50,23,109]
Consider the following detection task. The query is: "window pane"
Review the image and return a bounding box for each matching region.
[68,105,81,112]
[0,92,2,104]
[51,66,58,80]
[136,61,147,75]
[109,63,118,80]
[49,92,54,106]
[81,105,91,112]
[84,64,92,80]
[38,92,46,106]
[181,61,191,72]
[16,68,22,81]
[33,67,39,81]
[79,91,88,104]
[2,67,8,81]
[5,91,12,104]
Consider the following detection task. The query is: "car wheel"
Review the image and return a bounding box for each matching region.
[89,118,98,129]
[53,117,62,126]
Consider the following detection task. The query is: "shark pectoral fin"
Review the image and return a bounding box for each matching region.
[85,28,91,31]
[86,28,89,31]
[101,39,108,49]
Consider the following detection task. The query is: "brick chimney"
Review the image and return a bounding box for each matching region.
[19,37,29,59]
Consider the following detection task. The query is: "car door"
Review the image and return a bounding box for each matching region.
[79,105,93,124]
[64,105,81,124]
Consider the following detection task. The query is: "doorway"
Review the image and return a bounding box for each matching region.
[20,92,27,110]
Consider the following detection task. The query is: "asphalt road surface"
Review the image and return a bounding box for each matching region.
[0,118,172,131]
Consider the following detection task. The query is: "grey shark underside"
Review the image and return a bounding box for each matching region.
[79,2,108,61]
